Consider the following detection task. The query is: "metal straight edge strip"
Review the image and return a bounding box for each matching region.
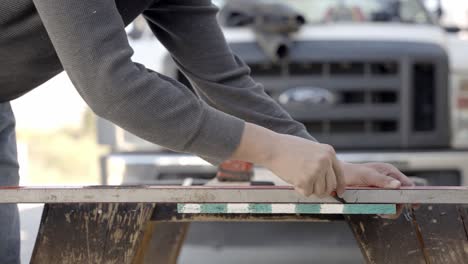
[0,186,467,204]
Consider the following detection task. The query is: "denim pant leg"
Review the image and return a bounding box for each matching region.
[0,102,20,264]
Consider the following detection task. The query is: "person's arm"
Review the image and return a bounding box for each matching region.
[31,0,408,198]
[31,0,347,197]
[31,0,245,164]
[142,0,315,141]
[141,1,415,198]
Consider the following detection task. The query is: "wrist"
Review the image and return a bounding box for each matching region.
[256,131,281,167]
[231,122,279,166]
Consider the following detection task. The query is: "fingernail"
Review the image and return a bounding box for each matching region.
[386,180,401,189]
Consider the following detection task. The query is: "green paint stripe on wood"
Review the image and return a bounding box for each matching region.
[200,203,227,214]
[248,204,272,214]
[177,203,397,215]
[177,203,185,213]
[342,204,396,214]
[295,204,321,214]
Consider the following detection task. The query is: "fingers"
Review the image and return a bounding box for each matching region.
[295,165,321,197]
[369,163,414,187]
[329,152,345,196]
[295,143,342,197]
[362,171,401,189]
[296,150,333,197]
[307,160,328,197]
[321,144,344,196]
[325,167,337,196]
[294,186,313,197]
[315,167,335,197]
[385,165,414,187]
[314,170,327,197]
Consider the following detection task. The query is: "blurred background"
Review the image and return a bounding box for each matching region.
[13,0,468,263]
[12,0,468,186]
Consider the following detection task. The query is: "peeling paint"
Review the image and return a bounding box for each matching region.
[65,213,71,223]
[359,221,365,233]
[31,203,155,264]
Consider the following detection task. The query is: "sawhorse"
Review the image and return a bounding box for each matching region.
[1,186,467,263]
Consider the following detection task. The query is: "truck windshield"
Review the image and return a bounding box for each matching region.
[218,0,433,25]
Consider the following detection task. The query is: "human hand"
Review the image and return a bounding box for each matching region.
[262,134,345,197]
[340,162,414,188]
[340,162,416,218]
[231,123,349,198]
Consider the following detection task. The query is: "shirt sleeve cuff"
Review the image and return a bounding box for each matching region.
[185,104,245,165]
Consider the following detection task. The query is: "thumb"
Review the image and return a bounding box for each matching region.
[363,172,401,189]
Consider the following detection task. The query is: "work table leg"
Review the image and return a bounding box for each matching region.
[346,205,468,264]
[30,203,155,264]
[132,220,190,264]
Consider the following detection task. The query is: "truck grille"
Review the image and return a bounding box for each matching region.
[303,120,398,134]
[251,62,400,77]
[413,63,435,132]
[99,40,450,152]
[237,41,450,149]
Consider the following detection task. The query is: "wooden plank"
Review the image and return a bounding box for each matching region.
[152,204,342,222]
[31,203,155,264]
[347,204,468,264]
[177,203,396,214]
[0,186,467,204]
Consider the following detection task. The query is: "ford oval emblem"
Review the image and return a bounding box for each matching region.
[278,87,336,106]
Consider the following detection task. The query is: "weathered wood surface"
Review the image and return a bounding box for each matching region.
[30,203,155,264]
[132,221,189,264]
[29,202,468,264]
[347,205,468,264]
[177,203,396,214]
[1,186,468,203]
[414,205,468,263]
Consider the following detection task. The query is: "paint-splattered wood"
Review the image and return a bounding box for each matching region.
[1,186,468,204]
[412,205,468,263]
[347,205,468,264]
[177,203,396,214]
[346,207,427,264]
[30,203,155,264]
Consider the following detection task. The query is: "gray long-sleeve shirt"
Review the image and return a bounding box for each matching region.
[0,0,314,163]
